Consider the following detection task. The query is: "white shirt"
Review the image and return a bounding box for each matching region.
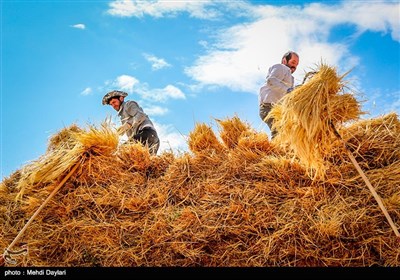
[259,63,294,105]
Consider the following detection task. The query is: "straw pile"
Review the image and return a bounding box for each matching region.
[1,64,399,267]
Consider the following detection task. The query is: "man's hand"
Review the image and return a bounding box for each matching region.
[117,123,132,135]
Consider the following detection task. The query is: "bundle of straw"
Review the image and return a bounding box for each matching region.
[215,115,251,149]
[188,123,225,155]
[14,123,119,200]
[269,63,363,179]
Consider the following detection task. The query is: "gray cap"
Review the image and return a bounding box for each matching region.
[102,90,128,105]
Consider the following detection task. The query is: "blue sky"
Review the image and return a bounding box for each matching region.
[1,0,399,180]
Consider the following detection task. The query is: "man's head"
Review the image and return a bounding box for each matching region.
[281,51,299,73]
[102,90,128,111]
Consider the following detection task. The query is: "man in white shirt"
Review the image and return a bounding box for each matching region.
[259,51,299,139]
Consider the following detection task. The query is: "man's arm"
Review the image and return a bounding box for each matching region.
[121,101,147,131]
[116,122,132,135]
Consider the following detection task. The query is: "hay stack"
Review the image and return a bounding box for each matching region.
[1,66,399,266]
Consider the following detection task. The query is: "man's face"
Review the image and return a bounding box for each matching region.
[109,97,122,111]
[286,55,299,73]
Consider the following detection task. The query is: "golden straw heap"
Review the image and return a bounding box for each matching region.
[1,63,399,267]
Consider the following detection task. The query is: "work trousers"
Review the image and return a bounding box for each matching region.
[131,127,160,155]
[259,103,277,139]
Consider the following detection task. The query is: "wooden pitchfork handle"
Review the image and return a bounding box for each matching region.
[329,121,400,238]
[1,159,82,266]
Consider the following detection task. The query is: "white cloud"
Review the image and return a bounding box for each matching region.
[143,105,169,116]
[71,23,85,30]
[153,122,188,154]
[113,75,139,93]
[107,0,223,19]
[80,87,92,96]
[107,75,186,103]
[139,84,186,102]
[143,53,171,70]
[363,89,400,118]
[163,85,186,100]
[304,2,400,41]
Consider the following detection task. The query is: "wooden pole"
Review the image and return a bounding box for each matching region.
[330,122,399,238]
[345,149,400,237]
[1,160,81,265]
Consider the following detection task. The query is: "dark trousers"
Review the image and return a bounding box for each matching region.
[259,103,277,139]
[132,127,160,155]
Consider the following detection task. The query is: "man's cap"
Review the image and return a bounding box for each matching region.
[102,90,128,105]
